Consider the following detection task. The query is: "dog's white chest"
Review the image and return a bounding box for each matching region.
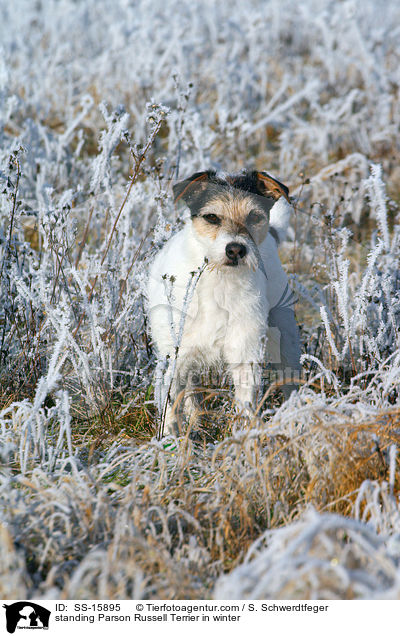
[183,269,268,353]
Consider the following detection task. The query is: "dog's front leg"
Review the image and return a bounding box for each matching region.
[155,354,187,437]
[173,357,204,434]
[224,318,265,415]
[228,361,261,415]
[155,357,176,436]
[156,355,201,437]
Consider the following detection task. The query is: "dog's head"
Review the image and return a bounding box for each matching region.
[173,170,290,269]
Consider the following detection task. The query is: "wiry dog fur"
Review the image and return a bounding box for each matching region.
[147,169,301,436]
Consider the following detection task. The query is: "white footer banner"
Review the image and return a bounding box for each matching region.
[0,599,397,635]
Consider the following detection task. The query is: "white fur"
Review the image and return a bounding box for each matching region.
[147,197,300,435]
[268,196,293,243]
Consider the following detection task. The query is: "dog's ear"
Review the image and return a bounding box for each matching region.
[173,170,216,212]
[254,171,290,202]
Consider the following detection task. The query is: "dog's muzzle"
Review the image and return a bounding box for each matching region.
[225,242,247,266]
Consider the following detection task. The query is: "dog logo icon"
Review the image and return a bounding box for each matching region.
[3,602,50,633]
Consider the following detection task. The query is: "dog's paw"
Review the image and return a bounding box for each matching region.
[233,400,255,419]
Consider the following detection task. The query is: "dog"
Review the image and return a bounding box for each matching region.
[147,169,301,436]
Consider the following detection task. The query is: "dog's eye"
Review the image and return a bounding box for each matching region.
[247,210,265,225]
[202,214,221,225]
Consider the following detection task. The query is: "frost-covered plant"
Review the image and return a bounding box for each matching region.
[297,163,400,390]
[214,508,400,599]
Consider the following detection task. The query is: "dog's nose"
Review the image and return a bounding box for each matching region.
[225,242,247,261]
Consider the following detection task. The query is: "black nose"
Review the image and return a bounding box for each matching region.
[225,242,247,261]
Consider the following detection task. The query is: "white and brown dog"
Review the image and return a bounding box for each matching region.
[147,170,301,436]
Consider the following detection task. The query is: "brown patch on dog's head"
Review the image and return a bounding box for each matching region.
[192,191,269,245]
[173,169,290,244]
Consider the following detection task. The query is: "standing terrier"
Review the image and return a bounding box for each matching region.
[147,170,301,436]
